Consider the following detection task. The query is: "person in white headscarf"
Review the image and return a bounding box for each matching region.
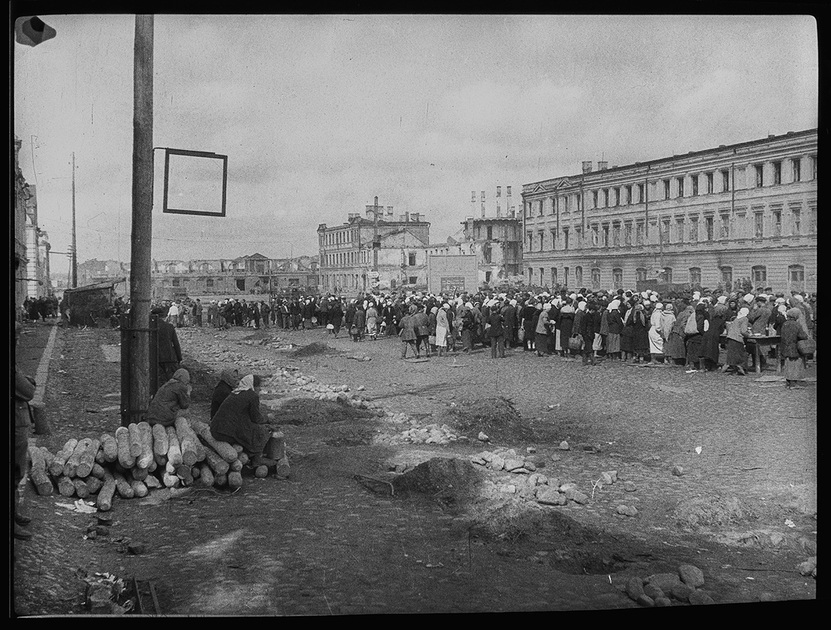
[723,307,751,375]
[648,302,665,364]
[435,303,450,356]
[605,299,623,361]
[210,374,281,466]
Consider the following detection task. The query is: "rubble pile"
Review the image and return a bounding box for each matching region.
[27,417,289,510]
[624,564,715,607]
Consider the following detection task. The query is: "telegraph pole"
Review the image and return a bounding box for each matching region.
[71,152,77,287]
[371,195,381,272]
[122,14,154,426]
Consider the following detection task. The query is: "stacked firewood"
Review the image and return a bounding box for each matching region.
[28,417,288,511]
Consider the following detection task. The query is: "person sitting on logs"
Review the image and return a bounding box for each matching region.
[145,368,192,427]
[211,367,240,420]
[209,374,281,467]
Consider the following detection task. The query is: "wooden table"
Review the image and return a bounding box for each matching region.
[744,335,781,374]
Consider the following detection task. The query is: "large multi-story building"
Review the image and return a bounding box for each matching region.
[521,129,817,294]
[317,198,431,293]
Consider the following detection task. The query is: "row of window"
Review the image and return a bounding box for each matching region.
[528,264,807,292]
[324,251,419,267]
[525,155,817,217]
[322,274,420,289]
[526,206,816,252]
[322,230,358,246]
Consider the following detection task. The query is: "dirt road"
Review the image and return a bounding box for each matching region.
[13,321,817,615]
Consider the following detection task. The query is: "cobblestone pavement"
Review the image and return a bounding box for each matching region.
[13,321,816,615]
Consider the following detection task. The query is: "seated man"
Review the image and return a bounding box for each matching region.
[145,368,191,427]
[209,374,281,467]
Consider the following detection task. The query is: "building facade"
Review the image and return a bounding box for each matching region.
[317,199,431,294]
[150,254,319,298]
[427,216,523,289]
[521,129,818,294]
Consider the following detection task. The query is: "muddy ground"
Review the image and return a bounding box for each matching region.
[13,321,817,615]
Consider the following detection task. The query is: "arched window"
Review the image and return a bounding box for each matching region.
[788,264,805,293]
[591,268,601,290]
[636,268,648,283]
[663,267,673,284]
[689,267,701,287]
[612,268,623,290]
[575,266,583,285]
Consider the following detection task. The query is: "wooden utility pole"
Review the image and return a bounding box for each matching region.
[122,14,154,426]
[71,152,77,287]
[371,195,381,272]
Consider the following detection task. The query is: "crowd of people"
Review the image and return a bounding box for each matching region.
[152,286,815,387]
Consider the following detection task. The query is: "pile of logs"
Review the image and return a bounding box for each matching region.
[28,417,289,511]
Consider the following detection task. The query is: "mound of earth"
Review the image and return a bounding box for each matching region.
[673,495,756,529]
[290,342,335,358]
[272,398,376,425]
[391,457,483,506]
[444,396,534,444]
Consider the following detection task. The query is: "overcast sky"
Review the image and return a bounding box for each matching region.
[14,14,818,269]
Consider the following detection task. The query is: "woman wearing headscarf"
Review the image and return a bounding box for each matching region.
[604,300,623,361]
[435,304,450,357]
[427,305,438,353]
[580,301,600,366]
[211,367,240,420]
[145,368,191,427]
[648,302,666,365]
[486,299,506,359]
[398,305,419,358]
[630,303,650,363]
[352,302,366,342]
[684,302,709,372]
[699,300,729,372]
[520,300,538,352]
[210,374,279,466]
[666,300,692,366]
[659,303,676,362]
[557,299,575,358]
[621,296,637,361]
[534,303,551,357]
[570,300,587,360]
[723,307,750,375]
[780,308,809,388]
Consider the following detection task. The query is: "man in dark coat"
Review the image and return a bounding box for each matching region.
[155,307,183,391]
[193,299,203,327]
[501,300,517,348]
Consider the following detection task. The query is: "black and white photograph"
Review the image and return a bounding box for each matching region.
[13,12,818,616]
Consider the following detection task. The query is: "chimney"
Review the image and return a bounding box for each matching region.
[582,160,593,174]
[597,161,608,171]
[386,206,393,218]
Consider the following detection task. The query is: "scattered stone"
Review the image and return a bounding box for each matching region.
[655,597,672,607]
[626,576,645,601]
[470,455,487,466]
[678,563,705,588]
[527,473,549,487]
[566,489,589,504]
[536,487,567,506]
[478,432,490,442]
[616,505,638,517]
[498,484,517,494]
[480,451,495,462]
[97,513,113,526]
[559,482,577,493]
[547,478,560,490]
[797,556,817,576]
[489,456,505,471]
[643,584,664,600]
[504,458,525,472]
[688,590,715,605]
[624,481,637,492]
[526,446,536,454]
[357,385,365,391]
[605,470,618,483]
[558,441,570,451]
[768,532,784,547]
[758,592,776,602]
[600,472,614,485]
[672,465,685,477]
[646,572,683,592]
[127,542,146,555]
[636,594,655,608]
[670,582,694,602]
